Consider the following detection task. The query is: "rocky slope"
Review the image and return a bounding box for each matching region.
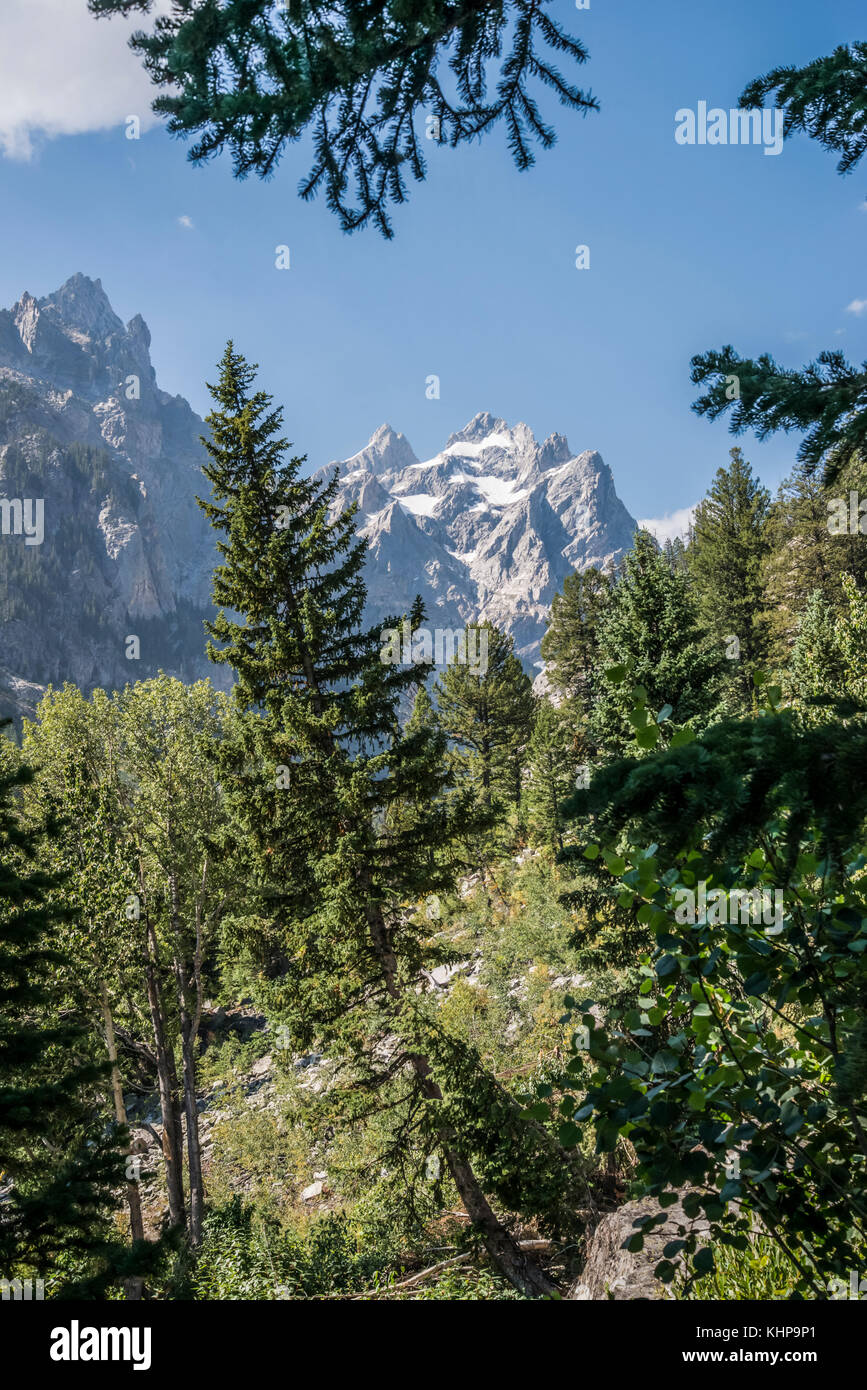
[0,273,222,718]
[313,413,638,666]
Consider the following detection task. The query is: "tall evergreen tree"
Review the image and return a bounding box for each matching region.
[0,726,126,1295]
[539,566,611,712]
[591,529,725,758]
[789,589,848,705]
[687,447,771,702]
[525,699,577,854]
[662,535,688,574]
[196,345,574,1297]
[761,460,867,668]
[435,622,535,816]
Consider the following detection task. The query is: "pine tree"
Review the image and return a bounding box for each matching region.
[761,461,867,668]
[687,447,771,703]
[435,622,535,816]
[789,589,848,704]
[0,725,126,1295]
[88,0,597,239]
[196,345,572,1297]
[525,700,577,853]
[591,530,726,758]
[662,536,688,573]
[539,566,611,711]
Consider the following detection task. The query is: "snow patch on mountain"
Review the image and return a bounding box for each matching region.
[315,411,639,665]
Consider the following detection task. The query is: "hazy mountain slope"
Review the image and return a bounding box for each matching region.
[0,275,640,719]
[0,273,222,718]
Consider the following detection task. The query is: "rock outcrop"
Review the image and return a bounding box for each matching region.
[568,1193,711,1300]
[314,410,638,667]
[0,273,223,718]
[0,275,640,716]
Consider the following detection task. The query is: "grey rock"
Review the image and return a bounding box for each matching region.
[568,1193,711,1300]
[314,411,638,668]
[0,273,226,717]
[0,276,640,711]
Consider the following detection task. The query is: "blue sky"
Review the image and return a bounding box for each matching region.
[0,0,864,528]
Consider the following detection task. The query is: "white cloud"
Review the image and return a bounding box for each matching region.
[178,214,194,229]
[845,299,867,316]
[0,0,168,159]
[638,505,696,545]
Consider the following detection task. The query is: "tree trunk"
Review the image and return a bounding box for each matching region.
[141,915,186,1229]
[100,985,145,1300]
[290,623,554,1296]
[178,1011,204,1246]
[365,893,558,1298]
[169,870,205,1248]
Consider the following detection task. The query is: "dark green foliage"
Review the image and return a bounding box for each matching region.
[761,460,867,667]
[590,530,725,757]
[540,566,611,712]
[569,697,867,868]
[690,346,867,488]
[0,728,126,1294]
[88,0,597,237]
[436,622,535,816]
[525,699,576,853]
[788,590,848,702]
[548,686,867,1295]
[687,447,771,702]
[741,42,867,175]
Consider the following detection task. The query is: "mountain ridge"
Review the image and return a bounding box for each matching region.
[0,274,640,717]
[315,411,639,664]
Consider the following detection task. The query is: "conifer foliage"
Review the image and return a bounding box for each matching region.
[197,345,568,1297]
[0,727,125,1293]
[590,529,725,757]
[687,447,771,702]
[88,0,597,237]
[436,622,535,815]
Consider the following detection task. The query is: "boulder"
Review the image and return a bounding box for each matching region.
[568,1193,711,1300]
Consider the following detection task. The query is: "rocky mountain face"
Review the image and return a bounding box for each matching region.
[0,273,222,718]
[313,413,638,666]
[0,274,639,720]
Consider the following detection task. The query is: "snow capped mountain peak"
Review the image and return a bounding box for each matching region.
[445,411,508,445]
[315,413,638,664]
[343,423,418,476]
